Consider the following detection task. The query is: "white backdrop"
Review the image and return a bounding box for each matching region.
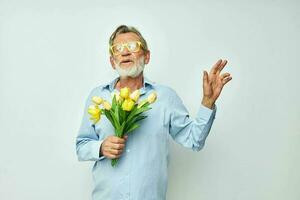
[0,0,299,199]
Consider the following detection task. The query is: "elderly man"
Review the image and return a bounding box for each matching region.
[76,25,232,200]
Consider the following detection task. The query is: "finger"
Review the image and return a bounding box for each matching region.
[217,60,228,75]
[209,59,222,74]
[111,136,126,144]
[220,72,231,79]
[108,148,122,155]
[203,70,209,85]
[107,153,118,159]
[104,146,120,155]
[110,143,125,150]
[222,76,232,85]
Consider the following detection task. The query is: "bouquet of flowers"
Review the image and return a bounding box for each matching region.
[87,87,157,167]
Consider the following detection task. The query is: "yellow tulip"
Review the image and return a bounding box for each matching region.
[102,101,112,110]
[137,99,147,109]
[92,96,103,105]
[87,105,101,123]
[116,93,121,102]
[129,89,140,102]
[88,104,98,111]
[90,115,100,124]
[147,92,157,104]
[111,92,122,103]
[120,87,131,99]
[122,99,135,111]
[88,105,101,116]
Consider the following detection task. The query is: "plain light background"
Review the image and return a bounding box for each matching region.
[0,0,299,199]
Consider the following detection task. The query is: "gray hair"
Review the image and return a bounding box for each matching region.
[109,25,149,55]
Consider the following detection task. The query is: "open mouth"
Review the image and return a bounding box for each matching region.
[120,59,133,64]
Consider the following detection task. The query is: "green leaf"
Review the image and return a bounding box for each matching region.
[119,106,126,124]
[111,94,117,111]
[110,111,120,131]
[114,103,120,125]
[134,115,147,123]
[125,112,141,127]
[104,110,116,129]
[120,121,126,137]
[115,121,126,137]
[127,106,151,124]
[124,115,148,133]
[126,123,140,134]
[140,101,150,108]
[122,104,151,132]
[126,106,138,120]
[136,105,152,114]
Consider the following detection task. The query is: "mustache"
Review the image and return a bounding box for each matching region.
[114,58,134,65]
[120,59,134,64]
[113,55,145,67]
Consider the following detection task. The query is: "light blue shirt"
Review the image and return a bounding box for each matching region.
[76,76,217,200]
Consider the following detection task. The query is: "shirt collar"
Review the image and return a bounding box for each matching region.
[102,76,155,95]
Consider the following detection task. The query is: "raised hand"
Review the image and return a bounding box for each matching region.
[201,59,232,109]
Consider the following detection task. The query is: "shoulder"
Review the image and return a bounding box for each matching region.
[89,85,105,95]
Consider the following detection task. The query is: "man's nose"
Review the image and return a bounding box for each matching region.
[120,47,131,56]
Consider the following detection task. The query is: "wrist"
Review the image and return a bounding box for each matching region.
[201,97,215,109]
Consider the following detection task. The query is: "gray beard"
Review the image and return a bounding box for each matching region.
[114,56,145,78]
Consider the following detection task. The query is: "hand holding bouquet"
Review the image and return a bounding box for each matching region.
[87,87,157,167]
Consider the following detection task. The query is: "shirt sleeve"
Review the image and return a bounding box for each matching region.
[168,91,217,151]
[75,87,106,161]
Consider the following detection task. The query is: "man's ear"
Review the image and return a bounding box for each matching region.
[144,50,150,64]
[110,56,116,69]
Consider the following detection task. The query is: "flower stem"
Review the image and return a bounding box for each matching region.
[111,158,118,167]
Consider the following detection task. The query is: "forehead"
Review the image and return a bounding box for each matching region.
[113,32,140,44]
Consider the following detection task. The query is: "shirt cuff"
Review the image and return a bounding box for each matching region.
[93,139,106,161]
[197,104,217,122]
[99,139,106,160]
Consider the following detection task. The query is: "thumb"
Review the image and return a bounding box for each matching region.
[203,70,208,85]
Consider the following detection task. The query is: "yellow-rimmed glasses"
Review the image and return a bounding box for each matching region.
[110,41,143,56]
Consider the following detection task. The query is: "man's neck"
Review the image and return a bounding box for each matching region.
[115,73,144,92]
